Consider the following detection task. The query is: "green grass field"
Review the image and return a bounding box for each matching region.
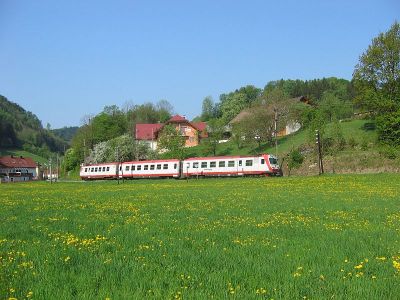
[1,174,400,299]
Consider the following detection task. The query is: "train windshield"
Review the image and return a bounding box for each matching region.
[269,157,278,165]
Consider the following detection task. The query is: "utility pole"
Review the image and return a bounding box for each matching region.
[274,108,278,157]
[315,130,324,175]
[83,139,86,162]
[116,146,120,185]
[49,158,52,184]
[56,153,59,182]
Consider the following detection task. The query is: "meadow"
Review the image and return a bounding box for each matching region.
[1,174,400,299]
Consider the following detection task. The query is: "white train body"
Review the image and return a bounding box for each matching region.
[79,163,118,180]
[80,154,281,180]
[182,154,280,177]
[120,159,180,178]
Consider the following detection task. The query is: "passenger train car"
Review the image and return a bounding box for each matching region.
[120,159,180,179]
[79,154,281,180]
[182,154,280,177]
[80,163,119,180]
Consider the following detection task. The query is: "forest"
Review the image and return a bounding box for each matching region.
[0,95,67,158]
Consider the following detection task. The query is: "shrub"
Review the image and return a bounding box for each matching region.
[287,148,304,176]
[347,137,358,149]
[376,110,400,146]
[379,145,398,160]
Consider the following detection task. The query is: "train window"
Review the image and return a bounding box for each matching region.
[261,159,265,164]
[157,164,161,170]
[174,163,177,169]
[125,166,130,171]
[95,167,98,172]
[210,161,216,168]
[106,167,110,171]
[150,165,155,170]
[144,165,148,170]
[245,160,253,166]
[137,165,142,171]
[239,160,242,167]
[131,165,136,171]
[218,161,225,167]
[85,168,88,172]
[201,162,207,168]
[119,166,122,171]
[228,161,235,167]
[103,167,106,171]
[163,164,168,170]
[193,162,199,168]
[269,157,278,165]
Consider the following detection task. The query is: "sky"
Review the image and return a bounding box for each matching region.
[0,0,399,128]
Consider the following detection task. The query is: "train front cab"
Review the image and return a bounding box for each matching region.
[263,154,282,176]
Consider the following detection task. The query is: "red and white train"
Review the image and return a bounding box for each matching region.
[79,154,281,180]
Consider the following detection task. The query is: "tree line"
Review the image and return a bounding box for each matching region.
[63,101,175,171]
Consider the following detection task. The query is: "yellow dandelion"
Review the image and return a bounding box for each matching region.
[393,260,400,271]
[376,256,386,261]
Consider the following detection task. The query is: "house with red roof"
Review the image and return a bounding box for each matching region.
[0,155,38,182]
[135,115,207,150]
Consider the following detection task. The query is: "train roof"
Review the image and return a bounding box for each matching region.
[184,154,271,161]
[81,162,119,168]
[121,159,180,164]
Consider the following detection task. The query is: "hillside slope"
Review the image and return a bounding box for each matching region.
[186,119,399,175]
[0,95,67,157]
[52,126,79,145]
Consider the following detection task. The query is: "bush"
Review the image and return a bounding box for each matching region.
[287,148,304,175]
[379,145,398,160]
[361,140,369,151]
[376,110,400,146]
[347,137,358,149]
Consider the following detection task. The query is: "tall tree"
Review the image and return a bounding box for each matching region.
[318,92,352,122]
[220,92,247,124]
[201,96,215,121]
[203,118,224,155]
[157,124,186,159]
[156,99,174,122]
[353,21,400,113]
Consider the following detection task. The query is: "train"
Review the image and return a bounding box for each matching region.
[79,154,282,180]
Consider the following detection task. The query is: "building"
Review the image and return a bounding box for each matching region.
[135,115,207,150]
[0,155,38,182]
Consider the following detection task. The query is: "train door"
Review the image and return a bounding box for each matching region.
[238,159,244,176]
[179,161,183,178]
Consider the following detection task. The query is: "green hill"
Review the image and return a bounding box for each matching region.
[52,126,79,145]
[0,95,67,158]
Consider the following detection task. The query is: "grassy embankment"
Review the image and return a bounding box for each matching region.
[1,174,400,299]
[186,119,399,175]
